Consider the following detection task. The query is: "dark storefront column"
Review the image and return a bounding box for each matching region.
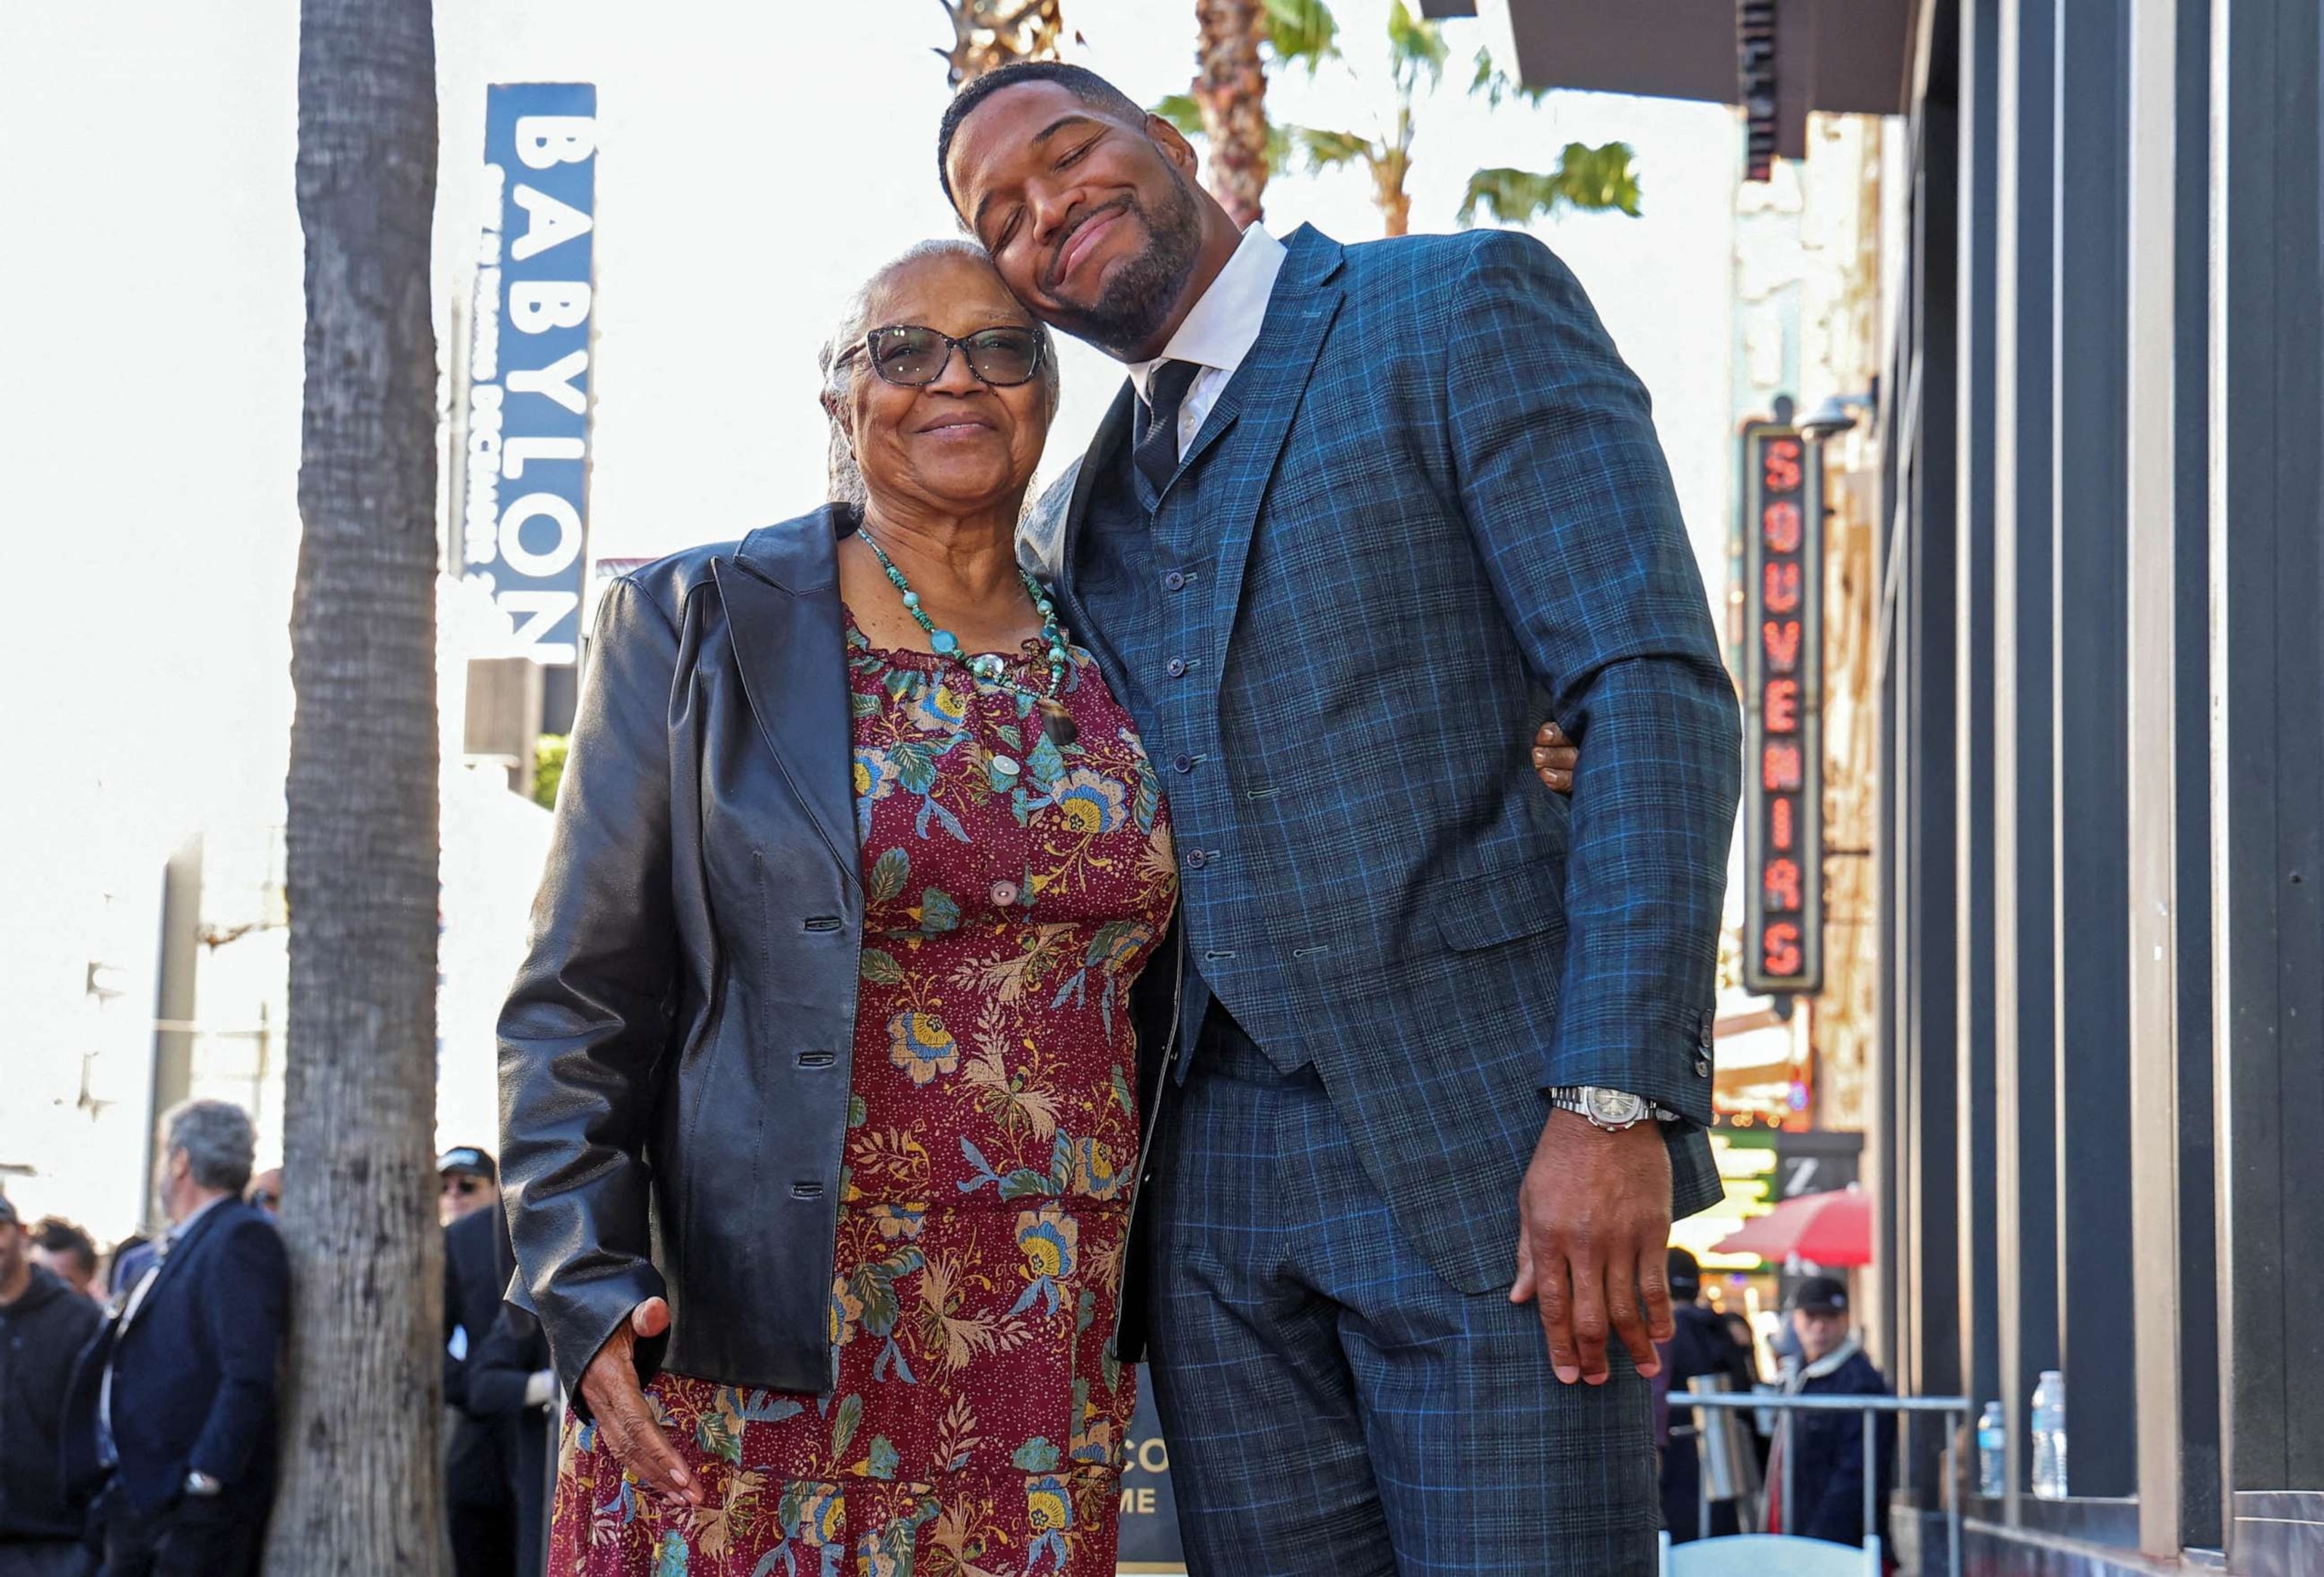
[2212,1,2324,1559]
[2050,0,2138,1503]
[1990,0,2060,1522]
[1905,59,1964,1507]
[2164,0,2218,1548]
[1952,0,2004,1429]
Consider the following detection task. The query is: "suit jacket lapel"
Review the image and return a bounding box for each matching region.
[1055,381,1136,599]
[716,507,859,884]
[122,1201,231,1340]
[1198,227,1344,698]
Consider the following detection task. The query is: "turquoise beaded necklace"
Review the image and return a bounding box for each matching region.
[857,525,1080,746]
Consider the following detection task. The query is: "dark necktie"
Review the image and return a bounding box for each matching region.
[1134,359,1201,496]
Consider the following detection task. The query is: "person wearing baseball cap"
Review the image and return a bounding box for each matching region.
[437,1146,517,1575]
[1766,1274,1893,1550]
[437,1147,499,1227]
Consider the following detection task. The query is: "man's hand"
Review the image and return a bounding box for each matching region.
[1511,1111,1674,1385]
[1533,720,1578,793]
[576,1298,700,1508]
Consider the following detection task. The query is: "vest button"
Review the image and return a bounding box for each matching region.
[1164,571,1187,591]
[1172,753,1195,773]
[1185,850,1208,870]
[1165,658,1188,678]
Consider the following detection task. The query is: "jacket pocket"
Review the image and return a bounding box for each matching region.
[1431,866,1569,953]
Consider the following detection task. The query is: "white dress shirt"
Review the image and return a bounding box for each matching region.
[1127,222,1288,452]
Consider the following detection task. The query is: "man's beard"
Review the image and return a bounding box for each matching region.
[1045,166,1203,358]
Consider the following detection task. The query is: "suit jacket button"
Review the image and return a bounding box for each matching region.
[1695,1056,1712,1077]
[1165,658,1188,677]
[1172,753,1195,773]
[1185,850,1208,870]
[1164,571,1187,591]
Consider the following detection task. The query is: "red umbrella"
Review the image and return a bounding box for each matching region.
[1711,1185,1872,1267]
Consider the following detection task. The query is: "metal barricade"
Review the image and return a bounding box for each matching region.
[1668,1391,1970,1577]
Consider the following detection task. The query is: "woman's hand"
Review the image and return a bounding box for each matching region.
[576,1298,701,1508]
[1533,720,1579,794]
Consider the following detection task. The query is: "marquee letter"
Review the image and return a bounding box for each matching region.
[1763,439,1803,492]
[502,436,586,479]
[514,115,597,170]
[1772,797,1794,851]
[1762,618,1802,671]
[1763,923,1803,977]
[509,183,595,261]
[1763,858,1803,911]
[1767,677,1800,732]
[508,349,589,415]
[508,281,592,334]
[496,589,581,664]
[1763,742,1803,792]
[1763,499,1802,553]
[1764,561,1802,614]
[498,493,584,578]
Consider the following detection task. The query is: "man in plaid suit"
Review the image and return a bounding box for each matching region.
[942,64,1741,1575]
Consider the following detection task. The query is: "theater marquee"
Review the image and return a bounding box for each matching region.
[1741,421,1824,994]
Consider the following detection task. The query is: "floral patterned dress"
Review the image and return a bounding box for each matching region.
[548,612,1177,1577]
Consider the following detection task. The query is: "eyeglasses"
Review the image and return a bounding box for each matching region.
[846,324,1045,388]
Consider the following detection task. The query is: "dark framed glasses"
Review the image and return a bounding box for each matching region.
[853,323,1045,388]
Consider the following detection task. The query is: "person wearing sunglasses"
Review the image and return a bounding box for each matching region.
[499,234,1584,1575]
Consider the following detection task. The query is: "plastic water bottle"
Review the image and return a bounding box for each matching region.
[2030,1370,2068,1500]
[1977,1401,2006,1497]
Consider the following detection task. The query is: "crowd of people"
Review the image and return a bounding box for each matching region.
[0,1106,551,1577]
[0,1108,1889,1576]
[1651,1248,1897,1550]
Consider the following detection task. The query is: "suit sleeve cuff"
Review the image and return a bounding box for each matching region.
[1543,1003,1719,1128]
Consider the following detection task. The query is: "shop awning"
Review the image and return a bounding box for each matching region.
[1711,1184,1872,1267]
[1418,0,1915,159]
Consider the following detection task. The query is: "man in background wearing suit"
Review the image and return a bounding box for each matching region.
[439,1146,517,1577]
[64,1101,287,1577]
[942,64,1741,1575]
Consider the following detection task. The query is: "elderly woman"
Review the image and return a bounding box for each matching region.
[499,239,1580,1575]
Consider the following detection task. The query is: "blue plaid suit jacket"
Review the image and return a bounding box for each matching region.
[1023,226,1740,1296]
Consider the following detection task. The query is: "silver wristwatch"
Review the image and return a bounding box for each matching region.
[1548,1085,1669,1132]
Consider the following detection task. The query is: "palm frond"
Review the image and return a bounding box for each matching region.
[1151,92,1206,141]
[1458,142,1643,225]
[1260,0,1340,72]
[1468,46,1547,110]
[1289,125,1376,174]
[1264,120,1296,175]
[1385,0,1449,94]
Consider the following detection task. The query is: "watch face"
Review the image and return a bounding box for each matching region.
[1587,1087,1648,1125]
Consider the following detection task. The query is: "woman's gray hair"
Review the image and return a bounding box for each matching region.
[160,1098,257,1195]
[818,238,1061,506]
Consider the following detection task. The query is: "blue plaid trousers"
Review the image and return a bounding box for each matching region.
[1146,1015,1658,1576]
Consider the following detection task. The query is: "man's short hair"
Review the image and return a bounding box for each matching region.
[160,1098,258,1196]
[33,1216,97,1276]
[936,61,1150,210]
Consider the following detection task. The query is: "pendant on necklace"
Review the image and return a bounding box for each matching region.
[1037,699,1078,747]
[968,653,1006,683]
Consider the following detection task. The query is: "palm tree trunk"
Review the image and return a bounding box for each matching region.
[1374,148,1412,237]
[268,0,446,1571]
[1193,0,1269,227]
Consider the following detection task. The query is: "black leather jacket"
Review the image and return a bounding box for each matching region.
[499,505,1179,1404]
